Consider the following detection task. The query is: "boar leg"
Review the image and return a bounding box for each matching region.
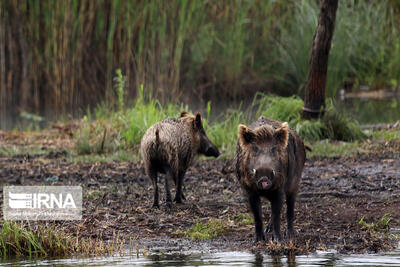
[270,192,283,241]
[286,192,296,238]
[248,192,265,242]
[165,170,174,208]
[150,170,159,208]
[174,170,186,203]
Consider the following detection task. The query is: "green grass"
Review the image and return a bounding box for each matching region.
[373,128,400,142]
[307,140,360,158]
[73,83,368,161]
[359,213,393,233]
[204,107,249,158]
[0,221,70,257]
[255,94,304,127]
[253,93,366,142]
[69,150,138,164]
[179,218,229,241]
[0,221,124,258]
[0,145,47,157]
[232,213,254,226]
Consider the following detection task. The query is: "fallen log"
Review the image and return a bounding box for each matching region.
[360,121,399,130]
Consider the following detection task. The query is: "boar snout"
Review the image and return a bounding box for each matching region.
[254,168,275,190]
[205,145,220,158]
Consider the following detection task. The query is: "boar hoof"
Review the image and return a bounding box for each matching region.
[273,234,282,242]
[174,193,185,203]
[175,198,184,204]
[166,201,172,209]
[255,234,265,243]
[151,203,159,209]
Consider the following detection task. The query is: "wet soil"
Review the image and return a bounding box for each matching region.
[0,130,400,255]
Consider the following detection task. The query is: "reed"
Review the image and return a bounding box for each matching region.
[1,0,398,129]
[0,221,124,258]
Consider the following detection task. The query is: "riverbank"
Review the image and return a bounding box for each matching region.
[0,129,399,256]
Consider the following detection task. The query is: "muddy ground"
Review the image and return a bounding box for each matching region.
[0,130,400,255]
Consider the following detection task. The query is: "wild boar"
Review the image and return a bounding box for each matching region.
[235,116,306,242]
[141,111,220,208]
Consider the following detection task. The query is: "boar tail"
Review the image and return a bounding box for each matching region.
[305,145,313,152]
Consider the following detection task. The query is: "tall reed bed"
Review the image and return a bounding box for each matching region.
[1,0,399,129]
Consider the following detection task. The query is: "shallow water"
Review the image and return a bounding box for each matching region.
[2,247,400,267]
[336,97,400,125]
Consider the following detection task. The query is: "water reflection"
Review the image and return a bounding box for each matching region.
[1,248,400,266]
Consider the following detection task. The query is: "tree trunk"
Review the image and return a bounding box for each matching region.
[302,0,338,119]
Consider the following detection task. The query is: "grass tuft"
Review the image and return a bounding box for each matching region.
[255,94,304,127]
[0,221,124,258]
[359,213,393,233]
[180,218,229,241]
[254,93,366,142]
[232,213,254,226]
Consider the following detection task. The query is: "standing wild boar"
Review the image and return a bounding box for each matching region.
[235,116,306,242]
[141,111,220,208]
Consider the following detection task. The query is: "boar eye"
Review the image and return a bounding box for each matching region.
[252,146,259,156]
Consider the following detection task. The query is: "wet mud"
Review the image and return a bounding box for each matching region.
[0,130,399,255]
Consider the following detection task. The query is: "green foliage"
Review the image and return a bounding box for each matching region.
[74,77,187,156]
[73,70,366,159]
[0,221,124,258]
[75,117,113,155]
[120,85,186,146]
[373,128,400,142]
[359,213,393,233]
[296,120,327,141]
[255,94,304,126]
[20,112,44,123]
[0,221,73,257]
[272,0,400,96]
[322,102,366,142]
[3,0,399,126]
[18,112,44,132]
[74,81,367,159]
[204,107,249,158]
[254,94,366,142]
[270,0,317,94]
[233,213,254,226]
[0,145,46,157]
[180,219,229,241]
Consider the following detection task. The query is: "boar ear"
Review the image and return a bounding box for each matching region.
[194,112,202,129]
[238,124,255,145]
[274,122,289,149]
[180,110,189,118]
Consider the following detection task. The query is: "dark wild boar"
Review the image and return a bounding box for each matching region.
[141,111,220,208]
[235,116,306,242]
